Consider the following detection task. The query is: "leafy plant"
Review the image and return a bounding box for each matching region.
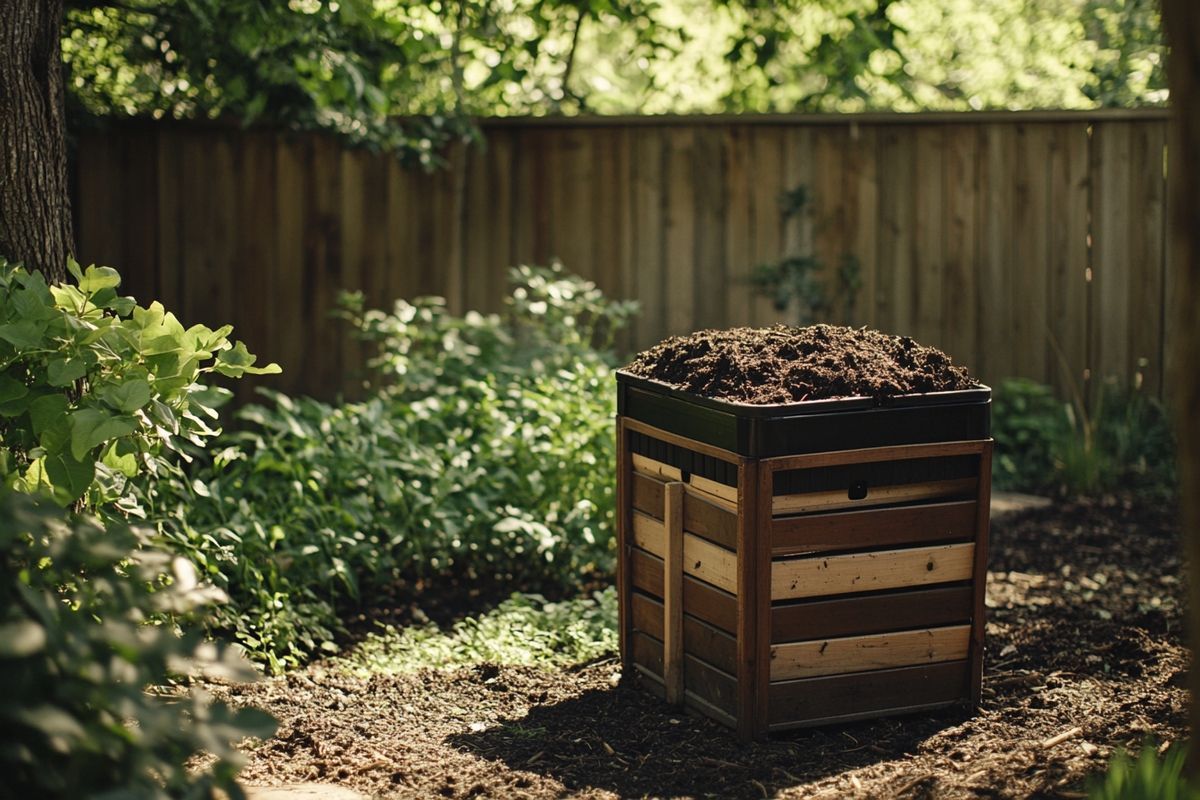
[0,256,278,513]
[1089,742,1199,800]
[338,588,617,677]
[0,491,276,800]
[149,265,632,670]
[992,378,1071,492]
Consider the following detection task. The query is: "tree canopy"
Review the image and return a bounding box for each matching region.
[62,0,1165,160]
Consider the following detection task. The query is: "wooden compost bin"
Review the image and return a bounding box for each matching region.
[615,371,993,741]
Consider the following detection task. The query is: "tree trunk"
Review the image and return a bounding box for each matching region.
[1162,0,1200,768]
[0,0,71,282]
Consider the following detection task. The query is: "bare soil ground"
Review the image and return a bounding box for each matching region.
[220,497,1186,799]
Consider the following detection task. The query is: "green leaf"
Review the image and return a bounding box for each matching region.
[101,441,138,478]
[0,621,46,658]
[98,378,152,413]
[214,341,282,377]
[68,408,138,461]
[29,395,69,437]
[45,448,96,501]
[0,321,46,349]
[47,357,88,387]
[0,376,28,404]
[77,265,121,293]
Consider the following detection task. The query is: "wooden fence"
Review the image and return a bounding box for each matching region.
[72,110,1173,402]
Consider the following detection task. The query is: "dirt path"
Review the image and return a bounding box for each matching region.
[222,498,1186,799]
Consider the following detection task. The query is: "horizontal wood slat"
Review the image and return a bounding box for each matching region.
[770,624,971,680]
[633,511,738,594]
[633,592,738,675]
[772,543,975,601]
[621,416,743,464]
[683,654,738,718]
[764,440,989,472]
[772,478,978,516]
[631,547,739,634]
[632,472,738,550]
[631,630,663,677]
[771,500,978,556]
[633,453,682,482]
[690,474,738,505]
[767,660,970,726]
[631,590,663,639]
[771,584,974,643]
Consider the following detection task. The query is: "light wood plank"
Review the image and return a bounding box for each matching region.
[632,512,738,594]
[632,453,682,482]
[770,624,971,680]
[772,542,975,601]
[689,474,738,506]
[764,439,986,472]
[772,477,978,516]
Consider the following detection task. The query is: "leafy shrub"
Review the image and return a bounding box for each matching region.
[338,587,617,677]
[151,265,634,670]
[992,376,1176,497]
[0,256,278,512]
[0,491,276,800]
[1089,742,1198,800]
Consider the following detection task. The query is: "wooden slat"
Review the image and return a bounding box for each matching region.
[770,624,971,680]
[736,459,760,742]
[940,124,979,368]
[1046,122,1091,399]
[632,513,738,595]
[690,474,738,505]
[683,690,737,730]
[631,590,662,640]
[632,472,665,520]
[752,460,774,741]
[913,125,944,348]
[617,418,633,673]
[622,418,743,464]
[771,499,978,556]
[663,482,684,704]
[632,128,665,348]
[631,630,663,678]
[630,546,663,598]
[977,122,1017,384]
[684,654,738,719]
[1012,123,1051,383]
[763,440,987,472]
[632,472,738,552]
[772,584,974,643]
[684,575,738,635]
[970,442,994,708]
[632,453,682,482]
[665,127,696,336]
[634,592,737,674]
[772,477,978,516]
[772,542,975,601]
[1091,121,1133,389]
[767,660,969,726]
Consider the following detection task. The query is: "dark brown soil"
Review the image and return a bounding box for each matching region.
[625,325,977,404]
[219,497,1186,799]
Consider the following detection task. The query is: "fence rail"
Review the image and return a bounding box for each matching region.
[72,111,1172,402]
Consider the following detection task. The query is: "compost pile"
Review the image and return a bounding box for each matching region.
[625,324,977,403]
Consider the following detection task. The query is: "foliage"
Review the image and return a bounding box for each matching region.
[148,266,633,671]
[338,588,617,677]
[749,186,862,324]
[991,375,1176,498]
[0,256,278,513]
[61,0,1166,155]
[0,491,276,800]
[1088,742,1199,800]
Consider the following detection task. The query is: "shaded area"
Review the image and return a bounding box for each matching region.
[222,498,1186,799]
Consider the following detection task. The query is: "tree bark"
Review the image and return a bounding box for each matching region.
[1162,0,1200,768]
[0,0,72,282]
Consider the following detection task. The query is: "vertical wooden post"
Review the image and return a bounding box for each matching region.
[616,417,633,674]
[735,459,760,742]
[663,481,685,704]
[754,460,775,740]
[969,440,994,708]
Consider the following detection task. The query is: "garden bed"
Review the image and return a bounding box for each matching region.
[216,496,1185,798]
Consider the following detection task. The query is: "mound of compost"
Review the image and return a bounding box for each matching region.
[625,324,977,404]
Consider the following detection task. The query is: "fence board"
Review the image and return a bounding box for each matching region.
[70,114,1174,402]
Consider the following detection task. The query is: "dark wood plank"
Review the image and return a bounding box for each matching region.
[622,417,743,464]
[631,630,663,678]
[631,590,663,640]
[683,575,738,635]
[970,441,994,708]
[763,440,986,473]
[768,660,970,725]
[735,459,760,742]
[754,460,774,741]
[664,481,685,704]
[684,491,738,551]
[631,547,663,598]
[617,418,633,672]
[633,472,665,520]
[771,500,978,556]
[772,584,974,643]
[683,654,738,719]
[636,592,738,675]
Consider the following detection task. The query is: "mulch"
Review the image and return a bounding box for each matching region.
[623,325,977,404]
[218,496,1187,799]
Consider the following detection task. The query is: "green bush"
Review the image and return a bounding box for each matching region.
[0,491,276,800]
[992,376,1176,498]
[1089,742,1199,800]
[0,256,278,512]
[151,265,635,671]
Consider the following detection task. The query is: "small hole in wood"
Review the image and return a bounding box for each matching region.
[849,480,868,500]
[926,561,936,571]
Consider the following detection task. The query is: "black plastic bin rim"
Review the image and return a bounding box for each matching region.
[616,370,992,418]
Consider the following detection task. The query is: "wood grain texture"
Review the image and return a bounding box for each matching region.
[771,584,974,643]
[631,472,738,551]
[767,660,970,726]
[763,440,988,472]
[735,459,760,742]
[633,592,738,675]
[970,441,994,708]
[684,654,738,718]
[772,478,978,516]
[663,482,685,704]
[632,453,682,482]
[690,474,738,505]
[621,418,743,464]
[617,418,633,672]
[632,512,738,594]
[771,500,978,556]
[772,543,975,601]
[770,624,971,680]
